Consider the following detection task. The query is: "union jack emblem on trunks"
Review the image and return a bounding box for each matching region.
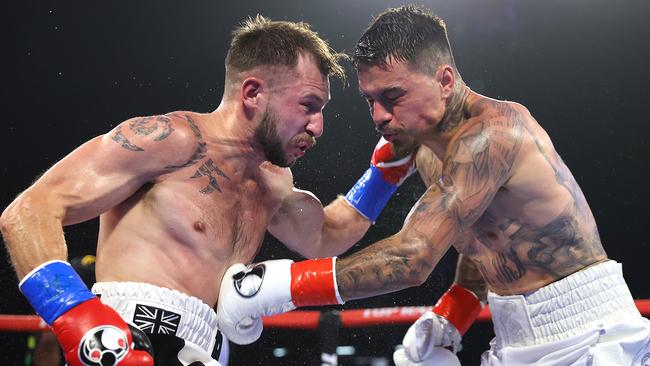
[133,304,181,335]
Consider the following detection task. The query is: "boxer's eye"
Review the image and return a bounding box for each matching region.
[301,103,317,113]
[383,93,401,103]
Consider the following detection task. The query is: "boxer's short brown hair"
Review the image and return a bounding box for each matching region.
[226,15,346,84]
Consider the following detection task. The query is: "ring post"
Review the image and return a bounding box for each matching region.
[319,310,340,366]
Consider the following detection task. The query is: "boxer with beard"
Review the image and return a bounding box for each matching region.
[216,7,650,366]
[1,15,418,365]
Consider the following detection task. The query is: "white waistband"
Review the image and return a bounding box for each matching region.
[488,261,640,347]
[92,281,219,354]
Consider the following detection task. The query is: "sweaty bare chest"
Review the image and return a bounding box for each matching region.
[146,167,276,259]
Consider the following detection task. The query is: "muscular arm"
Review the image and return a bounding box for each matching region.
[418,151,487,301]
[268,136,421,259]
[0,114,197,279]
[336,117,524,301]
[268,193,371,259]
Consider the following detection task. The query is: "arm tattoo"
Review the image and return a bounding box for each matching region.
[111,115,176,152]
[338,107,529,300]
[129,116,175,141]
[442,115,524,227]
[163,114,207,170]
[337,231,439,300]
[111,126,143,151]
[109,112,231,195]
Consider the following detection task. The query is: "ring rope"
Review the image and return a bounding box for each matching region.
[2,299,649,332]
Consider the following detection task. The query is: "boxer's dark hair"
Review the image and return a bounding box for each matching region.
[226,15,346,84]
[353,5,457,75]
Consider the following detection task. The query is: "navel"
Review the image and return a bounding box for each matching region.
[486,231,499,240]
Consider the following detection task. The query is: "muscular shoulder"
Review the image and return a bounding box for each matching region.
[452,101,529,151]
[102,112,203,172]
[443,102,528,188]
[469,95,531,120]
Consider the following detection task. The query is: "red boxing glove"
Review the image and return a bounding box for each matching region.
[53,298,154,366]
[290,258,341,307]
[370,137,417,186]
[432,283,482,336]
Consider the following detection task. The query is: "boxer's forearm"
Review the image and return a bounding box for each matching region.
[336,188,459,301]
[454,254,487,303]
[320,196,372,254]
[336,232,446,301]
[0,193,67,279]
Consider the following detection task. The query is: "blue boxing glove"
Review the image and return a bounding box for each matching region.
[345,137,417,222]
[20,260,154,366]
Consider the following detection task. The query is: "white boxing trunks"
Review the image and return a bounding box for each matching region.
[92,281,228,366]
[481,261,650,366]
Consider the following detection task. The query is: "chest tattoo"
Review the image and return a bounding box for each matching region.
[191,159,230,194]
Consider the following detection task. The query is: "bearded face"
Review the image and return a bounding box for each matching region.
[254,107,291,167]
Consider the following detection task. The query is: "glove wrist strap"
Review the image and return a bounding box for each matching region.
[290,258,344,307]
[344,166,397,222]
[433,283,482,335]
[19,260,94,325]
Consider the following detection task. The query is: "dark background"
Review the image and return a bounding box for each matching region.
[1,0,649,365]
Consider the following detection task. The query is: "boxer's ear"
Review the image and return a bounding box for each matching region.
[242,77,267,119]
[436,65,456,99]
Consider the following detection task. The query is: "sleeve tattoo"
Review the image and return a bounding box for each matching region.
[337,112,525,300]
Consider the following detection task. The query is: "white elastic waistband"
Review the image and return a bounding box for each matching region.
[92,281,219,354]
[488,261,640,347]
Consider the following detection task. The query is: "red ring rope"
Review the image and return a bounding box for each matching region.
[1,300,649,332]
